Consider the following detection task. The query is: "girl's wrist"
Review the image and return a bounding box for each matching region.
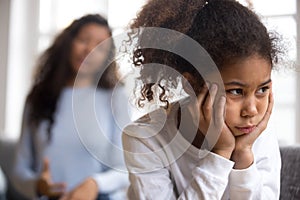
[212,148,234,159]
[231,148,254,169]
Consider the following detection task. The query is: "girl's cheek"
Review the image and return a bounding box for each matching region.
[224,100,236,122]
[262,97,269,115]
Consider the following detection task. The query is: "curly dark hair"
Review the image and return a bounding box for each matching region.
[130,0,283,108]
[26,14,118,140]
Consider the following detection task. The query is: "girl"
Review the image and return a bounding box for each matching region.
[13,14,129,200]
[122,0,283,199]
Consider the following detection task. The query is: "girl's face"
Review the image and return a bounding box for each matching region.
[221,55,272,136]
[70,23,111,78]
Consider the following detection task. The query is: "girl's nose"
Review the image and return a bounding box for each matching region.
[241,96,258,118]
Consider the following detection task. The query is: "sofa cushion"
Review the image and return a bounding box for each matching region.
[0,138,29,200]
[280,145,300,200]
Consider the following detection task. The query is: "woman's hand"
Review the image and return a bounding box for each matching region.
[59,177,98,200]
[197,83,235,159]
[231,92,274,169]
[36,158,66,198]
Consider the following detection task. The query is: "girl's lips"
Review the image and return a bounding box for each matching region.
[236,126,256,134]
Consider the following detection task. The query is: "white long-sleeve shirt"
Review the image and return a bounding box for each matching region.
[13,87,130,199]
[123,99,281,200]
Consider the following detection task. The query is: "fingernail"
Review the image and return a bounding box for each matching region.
[221,96,226,102]
[211,83,217,90]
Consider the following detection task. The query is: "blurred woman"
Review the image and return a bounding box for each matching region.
[13,14,129,200]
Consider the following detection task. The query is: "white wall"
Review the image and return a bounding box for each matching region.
[0,0,11,138]
[4,0,40,139]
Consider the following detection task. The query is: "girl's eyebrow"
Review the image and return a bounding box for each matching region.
[224,79,272,87]
[258,79,272,87]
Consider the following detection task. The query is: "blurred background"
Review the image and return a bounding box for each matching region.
[0,0,299,145]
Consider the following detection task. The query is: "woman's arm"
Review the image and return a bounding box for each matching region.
[12,105,66,199]
[12,104,40,199]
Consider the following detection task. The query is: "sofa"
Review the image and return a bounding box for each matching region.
[0,138,28,200]
[279,145,300,199]
[0,138,299,200]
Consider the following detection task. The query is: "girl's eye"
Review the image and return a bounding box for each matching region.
[226,89,243,96]
[257,86,270,94]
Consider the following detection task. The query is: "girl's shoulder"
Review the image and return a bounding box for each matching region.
[124,96,190,135]
[124,107,168,139]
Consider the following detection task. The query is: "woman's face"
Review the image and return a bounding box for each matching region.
[221,55,272,136]
[70,23,111,79]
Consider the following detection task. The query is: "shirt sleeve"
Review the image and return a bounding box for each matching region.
[229,130,281,199]
[92,169,129,193]
[123,125,235,200]
[12,104,39,199]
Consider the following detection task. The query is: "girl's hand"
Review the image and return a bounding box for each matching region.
[197,83,235,159]
[231,92,274,169]
[59,177,98,200]
[36,158,66,198]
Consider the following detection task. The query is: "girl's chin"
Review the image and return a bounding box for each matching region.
[233,132,245,137]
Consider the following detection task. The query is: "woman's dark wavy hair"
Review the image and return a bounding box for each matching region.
[130,0,283,108]
[26,14,118,140]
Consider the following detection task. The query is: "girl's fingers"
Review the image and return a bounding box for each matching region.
[245,92,274,142]
[197,83,209,105]
[205,95,226,148]
[256,92,274,132]
[197,82,209,117]
[202,83,218,121]
[197,83,224,138]
[214,95,226,127]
